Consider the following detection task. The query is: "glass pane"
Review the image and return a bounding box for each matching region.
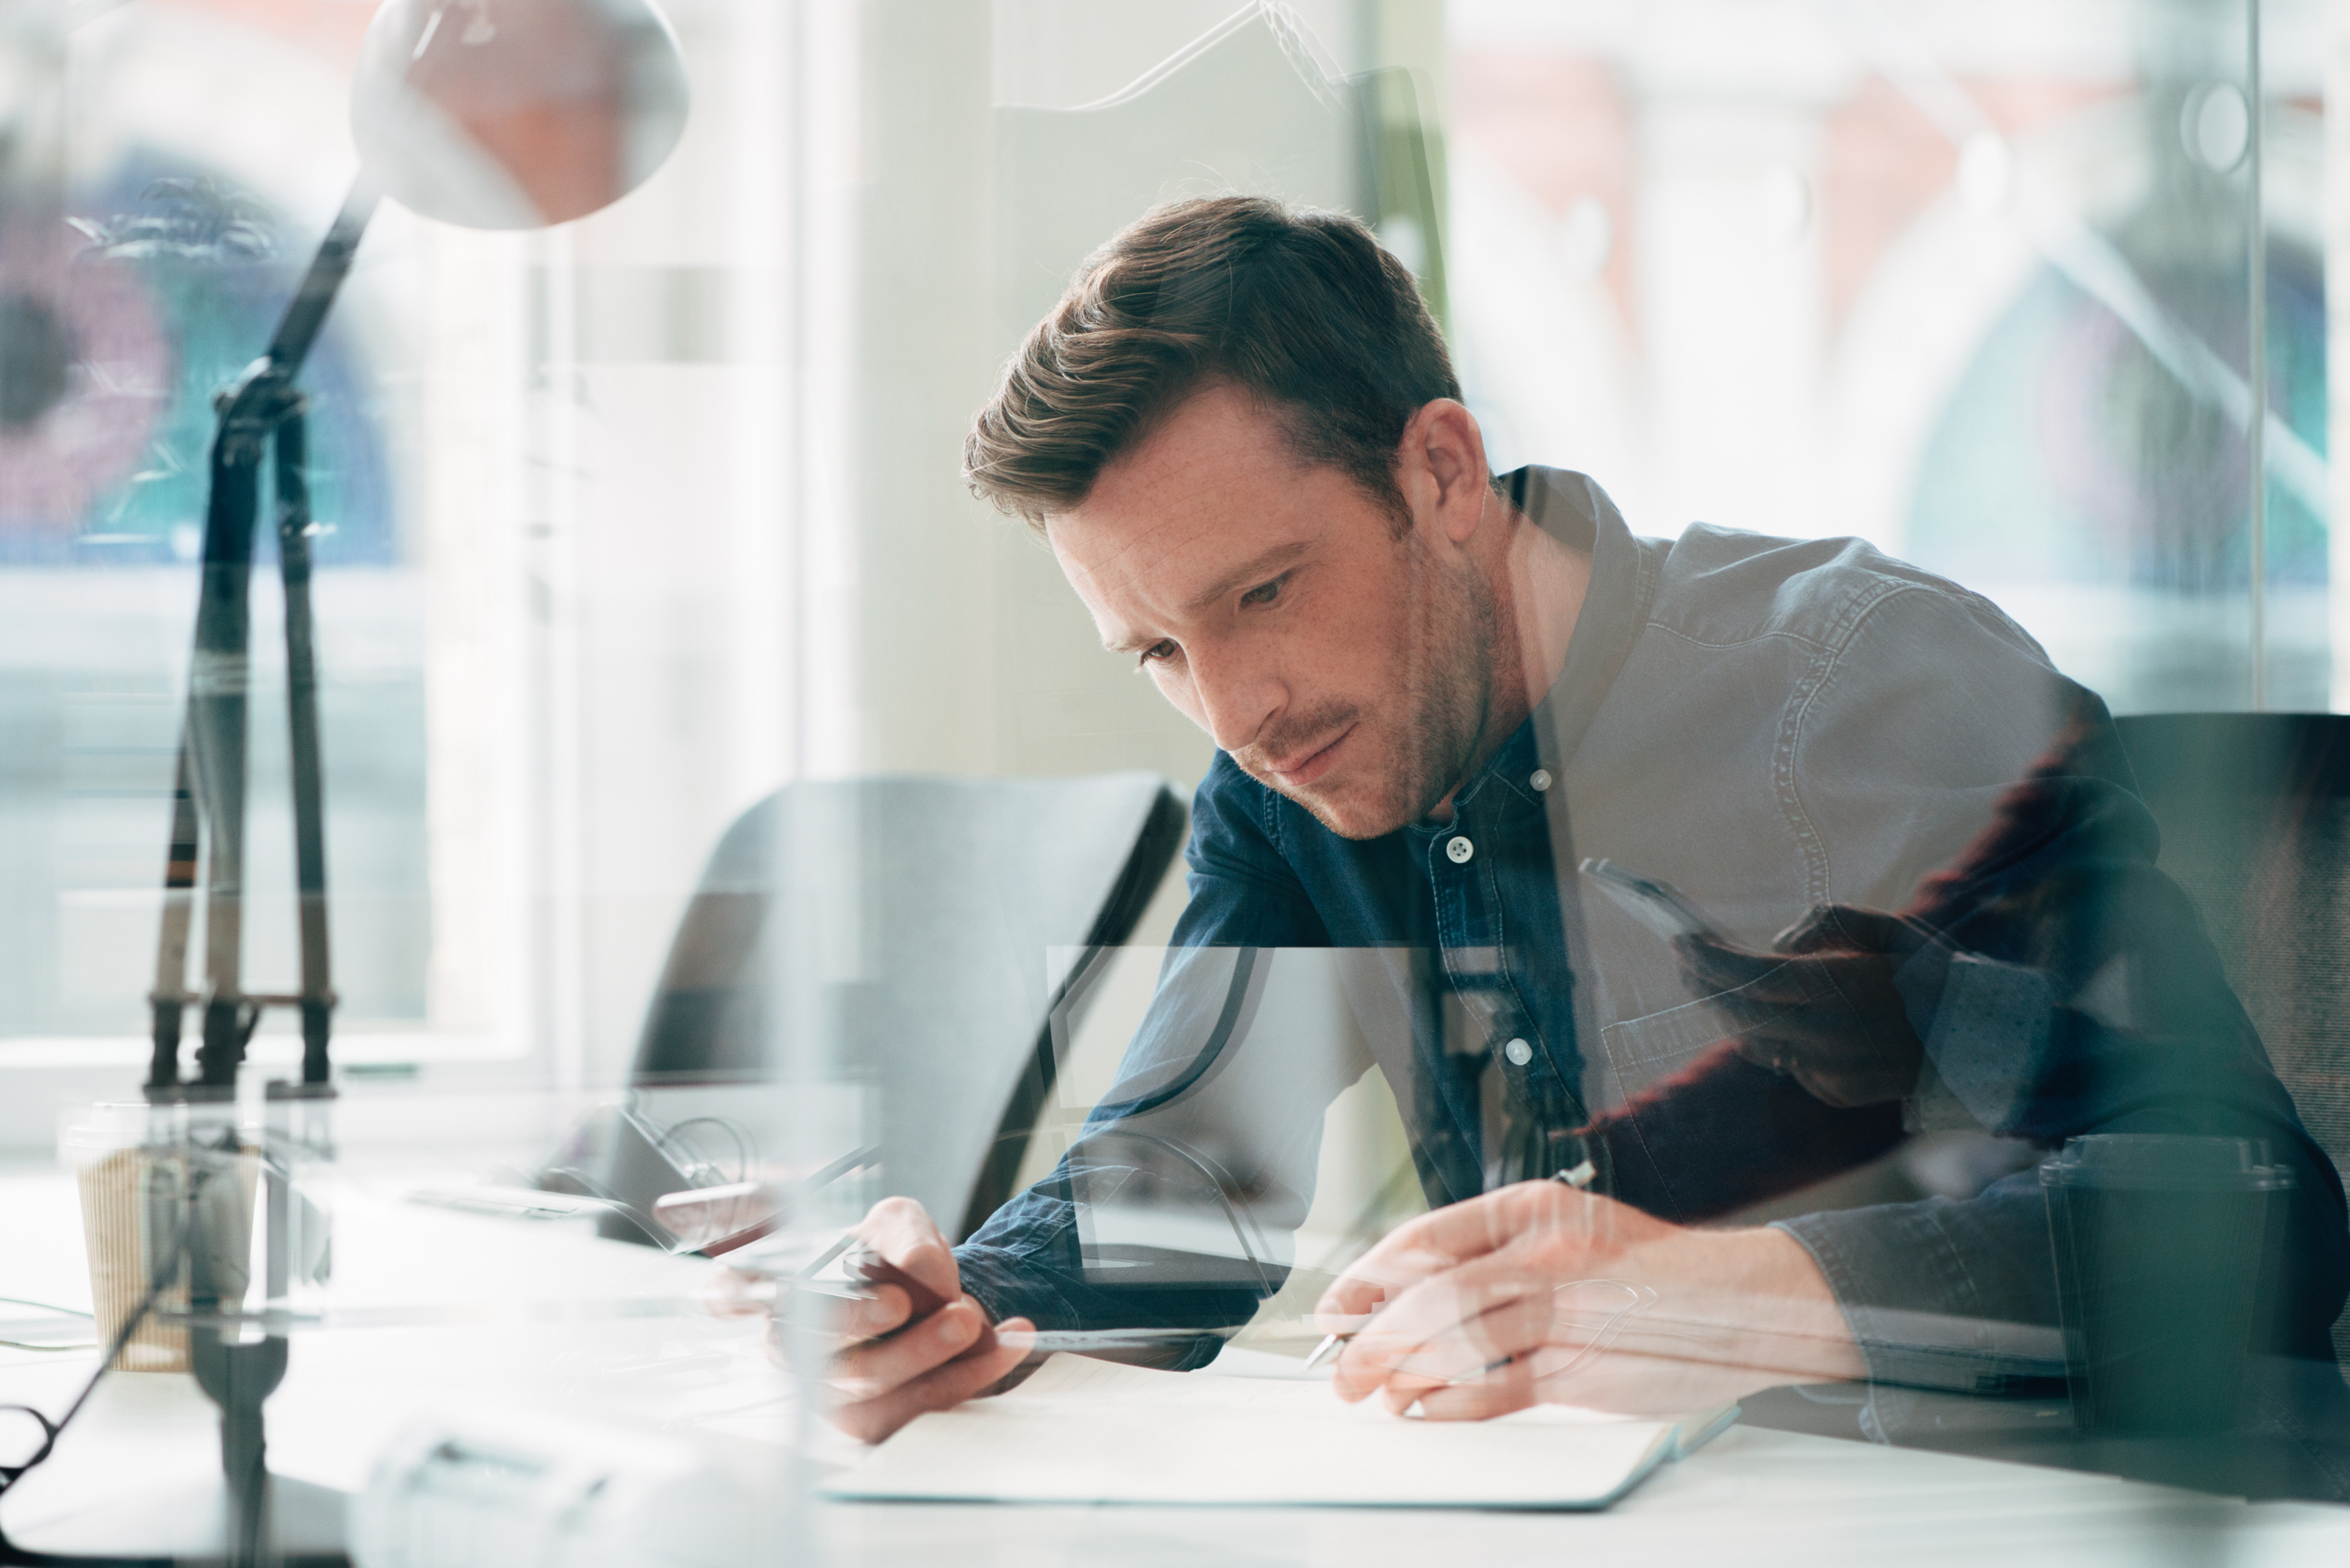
[5,2,2349,1557]
[1448,0,2318,716]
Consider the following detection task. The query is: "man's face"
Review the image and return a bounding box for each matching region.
[1048,383,1498,840]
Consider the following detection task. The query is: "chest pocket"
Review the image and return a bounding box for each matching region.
[1596,960,1801,1098]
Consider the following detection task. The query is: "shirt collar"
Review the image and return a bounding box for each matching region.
[1409,720,1549,837]
[1401,468,1647,840]
[1500,467,1654,774]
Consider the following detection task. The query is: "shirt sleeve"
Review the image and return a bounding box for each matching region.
[957,755,1369,1333]
[1769,587,2350,1388]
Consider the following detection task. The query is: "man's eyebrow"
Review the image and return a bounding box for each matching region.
[1102,628,1157,655]
[1182,539,1313,613]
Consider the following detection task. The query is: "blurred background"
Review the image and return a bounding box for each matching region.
[0,0,2332,1164]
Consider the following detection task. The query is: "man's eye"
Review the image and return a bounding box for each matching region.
[1137,641,1179,669]
[1240,576,1284,607]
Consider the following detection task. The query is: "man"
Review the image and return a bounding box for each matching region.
[815,196,2348,1445]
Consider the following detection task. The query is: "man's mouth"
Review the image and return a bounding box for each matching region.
[1265,724,1355,789]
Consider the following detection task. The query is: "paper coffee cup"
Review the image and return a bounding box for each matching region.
[66,1104,263,1372]
[66,1106,187,1374]
[2041,1134,2292,1435]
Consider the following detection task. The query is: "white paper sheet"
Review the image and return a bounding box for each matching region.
[824,1353,1734,1510]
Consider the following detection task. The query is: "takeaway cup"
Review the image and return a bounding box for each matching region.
[2041,1134,2293,1434]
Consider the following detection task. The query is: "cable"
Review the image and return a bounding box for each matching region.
[0,1200,193,1541]
[653,1116,753,1188]
[0,1298,96,1346]
[1055,1123,1278,1303]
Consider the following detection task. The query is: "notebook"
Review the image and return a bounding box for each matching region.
[823,1353,1738,1511]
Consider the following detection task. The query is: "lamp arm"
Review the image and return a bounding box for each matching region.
[147,175,380,1097]
[265,180,380,379]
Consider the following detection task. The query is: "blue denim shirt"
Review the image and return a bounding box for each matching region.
[957,468,2348,1390]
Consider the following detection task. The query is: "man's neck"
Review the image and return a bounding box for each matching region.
[1498,492,1592,722]
[1425,489,1592,823]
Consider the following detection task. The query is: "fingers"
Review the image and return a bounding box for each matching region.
[807,1195,976,1370]
[1672,933,1782,990]
[1683,906,1916,1007]
[1317,1226,1482,1323]
[1314,1262,1408,1323]
[786,1196,1035,1449]
[1675,950,1829,1030]
[1769,906,1836,955]
[1836,908,1925,956]
[1683,928,1906,1028]
[1313,1217,1458,1322]
[1408,1363,1542,1422]
[1770,904,1877,955]
[828,1294,989,1395]
[1328,1202,1672,1410]
[1316,1185,1590,1322]
[827,1316,1037,1446]
[1341,1281,1557,1399]
[816,1196,960,1341]
[1771,904,1911,956]
[828,1281,914,1341]
[1688,953,1843,1014]
[1331,1257,1560,1402]
[1345,1285,1624,1422]
[855,1197,959,1302]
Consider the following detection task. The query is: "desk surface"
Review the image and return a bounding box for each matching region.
[6,1165,2349,1567]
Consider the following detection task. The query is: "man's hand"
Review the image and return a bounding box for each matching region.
[1676,904,1932,1109]
[795,1197,1035,1444]
[1314,1183,1864,1420]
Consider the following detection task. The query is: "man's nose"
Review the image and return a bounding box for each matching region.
[1188,650,1284,755]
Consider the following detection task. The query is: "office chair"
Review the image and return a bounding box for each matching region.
[2111,713,2350,1370]
[629,773,1187,1243]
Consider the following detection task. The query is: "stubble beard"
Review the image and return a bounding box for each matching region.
[1284,533,1499,840]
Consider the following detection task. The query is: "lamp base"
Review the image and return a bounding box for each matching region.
[3,1473,347,1566]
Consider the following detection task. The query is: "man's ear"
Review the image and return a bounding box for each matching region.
[1396,399,1489,546]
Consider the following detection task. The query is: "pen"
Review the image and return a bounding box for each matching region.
[1301,1157,1600,1372]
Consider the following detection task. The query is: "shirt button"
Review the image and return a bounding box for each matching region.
[1529,769,1553,793]
[1503,1036,1534,1066]
[1446,835,1474,864]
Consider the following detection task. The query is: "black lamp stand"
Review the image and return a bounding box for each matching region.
[140,176,380,1568]
[146,179,379,1102]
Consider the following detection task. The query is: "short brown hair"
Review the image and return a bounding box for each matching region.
[964,196,1460,529]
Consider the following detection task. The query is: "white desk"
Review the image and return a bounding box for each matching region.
[6,1165,2349,1566]
[819,1435,2350,1568]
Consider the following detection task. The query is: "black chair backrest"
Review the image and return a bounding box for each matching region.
[2112,713,2350,1363]
[629,773,1186,1242]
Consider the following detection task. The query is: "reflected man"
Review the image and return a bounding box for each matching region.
[816,197,2348,1443]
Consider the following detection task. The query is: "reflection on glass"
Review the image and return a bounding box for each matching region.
[354,0,690,230]
[1446,0,2325,715]
[5,2,2350,1557]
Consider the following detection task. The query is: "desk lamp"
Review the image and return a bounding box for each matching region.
[145,0,687,1094]
[126,2,687,1562]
